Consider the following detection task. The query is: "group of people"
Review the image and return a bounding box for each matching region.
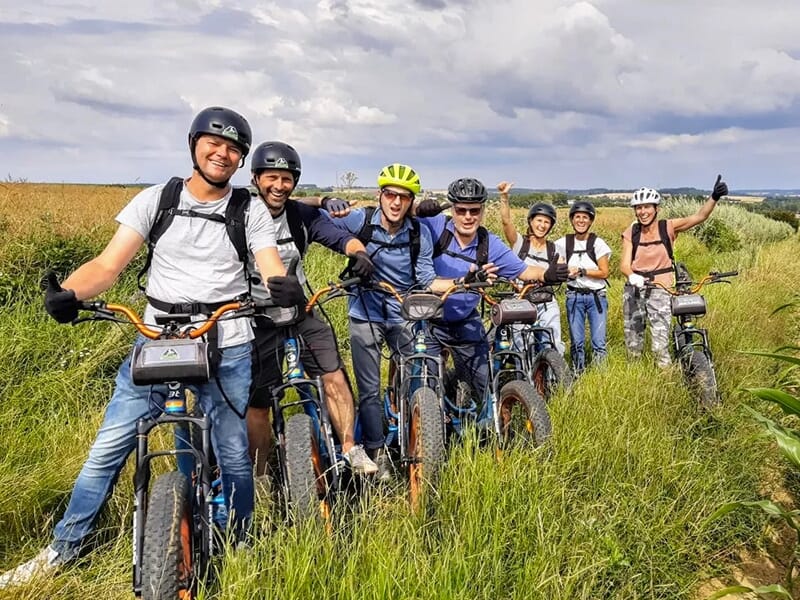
[0,105,729,588]
[486,174,728,374]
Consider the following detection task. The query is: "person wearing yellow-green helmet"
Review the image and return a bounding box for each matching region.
[319,163,455,480]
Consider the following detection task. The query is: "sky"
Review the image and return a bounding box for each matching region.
[1,0,800,191]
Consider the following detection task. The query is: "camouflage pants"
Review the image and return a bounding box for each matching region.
[622,285,672,367]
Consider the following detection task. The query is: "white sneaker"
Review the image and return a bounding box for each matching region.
[0,546,62,589]
[343,445,379,475]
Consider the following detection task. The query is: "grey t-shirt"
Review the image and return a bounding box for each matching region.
[249,209,306,303]
[116,181,277,347]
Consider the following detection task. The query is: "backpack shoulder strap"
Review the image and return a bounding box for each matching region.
[658,219,673,261]
[564,235,574,263]
[545,240,556,262]
[516,236,530,260]
[356,206,376,245]
[284,199,308,256]
[433,217,454,258]
[408,217,420,280]
[586,232,598,265]
[138,177,183,291]
[476,227,489,267]
[225,187,251,265]
[630,222,642,263]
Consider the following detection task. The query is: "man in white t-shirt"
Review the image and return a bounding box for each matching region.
[554,201,611,373]
[1,107,292,588]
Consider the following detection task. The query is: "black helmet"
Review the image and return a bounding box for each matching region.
[250,141,301,186]
[527,202,557,226]
[447,178,487,204]
[188,106,252,157]
[569,200,596,220]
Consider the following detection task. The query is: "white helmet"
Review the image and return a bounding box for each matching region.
[630,187,661,206]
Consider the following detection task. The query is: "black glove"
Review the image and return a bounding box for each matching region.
[44,272,80,323]
[321,196,349,213]
[463,268,487,285]
[416,199,445,217]
[711,174,728,201]
[543,262,569,284]
[348,251,374,280]
[267,275,306,308]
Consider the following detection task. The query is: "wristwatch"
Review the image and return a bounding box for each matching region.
[578,268,587,277]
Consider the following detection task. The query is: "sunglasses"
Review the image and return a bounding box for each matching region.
[381,189,414,202]
[453,206,482,216]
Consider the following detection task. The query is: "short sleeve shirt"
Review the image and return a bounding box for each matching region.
[326,207,437,323]
[419,215,527,322]
[621,220,677,286]
[116,181,276,347]
[554,235,611,291]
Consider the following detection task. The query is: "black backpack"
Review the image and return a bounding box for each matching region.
[433,218,489,267]
[356,206,421,279]
[137,177,252,292]
[564,233,598,265]
[516,237,555,265]
[631,219,674,278]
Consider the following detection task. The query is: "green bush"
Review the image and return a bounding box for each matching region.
[693,218,742,253]
[764,210,799,232]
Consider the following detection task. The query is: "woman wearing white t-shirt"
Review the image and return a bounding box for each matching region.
[554,201,611,373]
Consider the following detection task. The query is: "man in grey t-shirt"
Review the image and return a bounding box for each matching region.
[0,107,298,588]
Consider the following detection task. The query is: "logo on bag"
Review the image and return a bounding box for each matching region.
[160,348,180,361]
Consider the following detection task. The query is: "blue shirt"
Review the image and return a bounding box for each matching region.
[325,207,436,323]
[419,214,527,322]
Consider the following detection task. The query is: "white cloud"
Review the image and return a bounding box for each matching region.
[1,0,799,187]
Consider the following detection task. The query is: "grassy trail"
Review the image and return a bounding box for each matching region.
[0,185,797,598]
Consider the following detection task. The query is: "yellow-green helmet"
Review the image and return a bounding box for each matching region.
[377,163,421,196]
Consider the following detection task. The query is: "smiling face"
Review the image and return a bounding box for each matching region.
[570,211,593,234]
[451,202,484,237]
[253,169,295,214]
[528,214,554,239]
[633,203,658,226]
[193,134,242,184]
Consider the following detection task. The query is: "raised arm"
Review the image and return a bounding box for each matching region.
[669,174,728,233]
[497,181,518,246]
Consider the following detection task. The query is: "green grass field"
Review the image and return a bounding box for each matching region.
[0,184,798,599]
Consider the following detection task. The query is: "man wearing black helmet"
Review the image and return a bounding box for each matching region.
[416,178,569,405]
[247,141,377,476]
[497,181,565,356]
[554,201,611,373]
[0,107,290,588]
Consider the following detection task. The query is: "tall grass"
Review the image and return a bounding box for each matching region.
[0,184,798,598]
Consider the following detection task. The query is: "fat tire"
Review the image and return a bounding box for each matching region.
[688,350,719,409]
[408,387,445,509]
[284,413,329,523]
[529,348,572,400]
[497,380,552,447]
[141,471,194,600]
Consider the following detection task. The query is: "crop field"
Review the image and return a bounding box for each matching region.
[0,183,798,599]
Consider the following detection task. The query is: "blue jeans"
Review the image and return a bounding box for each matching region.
[427,313,490,403]
[52,339,254,559]
[566,290,608,373]
[350,318,413,451]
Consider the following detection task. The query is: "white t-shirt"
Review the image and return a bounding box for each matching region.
[249,208,307,303]
[116,181,277,347]
[554,234,611,292]
[511,233,552,268]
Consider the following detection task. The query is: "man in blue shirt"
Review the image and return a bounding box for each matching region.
[323,163,458,479]
[416,178,569,404]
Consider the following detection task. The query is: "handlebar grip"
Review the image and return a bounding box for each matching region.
[77,300,106,311]
[339,277,363,289]
[465,281,492,290]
